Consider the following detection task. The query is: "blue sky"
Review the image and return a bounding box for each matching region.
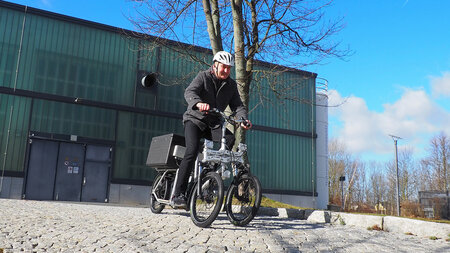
[9,0,450,163]
[312,1,450,162]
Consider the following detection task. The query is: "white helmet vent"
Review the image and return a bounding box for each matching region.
[213,51,234,66]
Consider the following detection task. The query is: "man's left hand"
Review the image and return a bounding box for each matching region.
[241,119,252,130]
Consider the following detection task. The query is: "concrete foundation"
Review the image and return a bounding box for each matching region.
[264,193,318,209]
[109,183,151,206]
[0,176,23,199]
[1,177,326,212]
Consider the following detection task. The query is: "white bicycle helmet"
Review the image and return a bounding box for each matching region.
[213,51,234,66]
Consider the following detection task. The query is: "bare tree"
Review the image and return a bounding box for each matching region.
[128,0,348,143]
[383,148,419,215]
[366,163,388,206]
[427,132,450,192]
[398,148,418,201]
[343,158,364,210]
[353,161,367,204]
[328,139,347,205]
[417,159,433,191]
[328,138,362,210]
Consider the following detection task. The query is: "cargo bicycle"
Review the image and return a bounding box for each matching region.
[147,109,261,227]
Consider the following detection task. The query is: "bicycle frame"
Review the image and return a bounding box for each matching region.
[200,109,249,180]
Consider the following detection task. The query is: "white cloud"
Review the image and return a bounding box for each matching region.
[328,87,450,161]
[430,71,450,98]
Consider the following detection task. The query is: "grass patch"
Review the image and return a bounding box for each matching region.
[339,216,346,225]
[410,217,450,225]
[260,196,307,209]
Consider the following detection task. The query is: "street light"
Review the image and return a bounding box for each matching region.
[389,134,402,216]
[339,175,346,211]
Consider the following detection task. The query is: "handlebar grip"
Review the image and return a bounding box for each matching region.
[207,108,220,113]
[241,117,250,127]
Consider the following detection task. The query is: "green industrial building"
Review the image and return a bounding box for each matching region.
[0,1,329,209]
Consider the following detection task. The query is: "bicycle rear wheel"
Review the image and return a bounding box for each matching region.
[149,173,166,213]
[225,174,262,226]
[189,172,224,228]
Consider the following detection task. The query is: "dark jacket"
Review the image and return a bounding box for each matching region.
[183,67,248,130]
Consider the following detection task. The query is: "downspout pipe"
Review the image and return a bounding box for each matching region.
[0,106,14,194]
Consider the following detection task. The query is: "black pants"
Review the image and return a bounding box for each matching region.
[174,120,235,196]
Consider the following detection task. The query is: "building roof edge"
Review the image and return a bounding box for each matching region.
[0,1,317,78]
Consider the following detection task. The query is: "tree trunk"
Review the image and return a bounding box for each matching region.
[231,0,251,147]
[203,0,223,53]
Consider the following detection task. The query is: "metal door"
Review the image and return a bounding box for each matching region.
[25,139,59,200]
[54,142,85,201]
[81,145,111,202]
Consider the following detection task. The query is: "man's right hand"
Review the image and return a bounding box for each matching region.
[196,103,210,111]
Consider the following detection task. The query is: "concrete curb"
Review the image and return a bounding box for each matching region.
[257,207,450,239]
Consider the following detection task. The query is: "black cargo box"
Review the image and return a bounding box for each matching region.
[146,134,185,168]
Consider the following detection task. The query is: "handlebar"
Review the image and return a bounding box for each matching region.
[206,108,249,127]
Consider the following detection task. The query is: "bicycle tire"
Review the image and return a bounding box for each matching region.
[150,173,166,213]
[189,172,224,228]
[225,174,262,226]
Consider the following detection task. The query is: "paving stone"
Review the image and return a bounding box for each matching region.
[0,199,449,252]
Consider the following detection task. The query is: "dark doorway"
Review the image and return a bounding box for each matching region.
[24,137,112,203]
[81,145,111,202]
[54,142,85,201]
[24,139,59,200]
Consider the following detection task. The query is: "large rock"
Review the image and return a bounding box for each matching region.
[306,210,331,223]
[330,212,383,230]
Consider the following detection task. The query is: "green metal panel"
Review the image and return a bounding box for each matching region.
[114,111,184,181]
[0,94,31,173]
[246,66,317,192]
[30,99,116,141]
[0,7,138,106]
[249,66,315,132]
[0,6,22,88]
[247,130,316,192]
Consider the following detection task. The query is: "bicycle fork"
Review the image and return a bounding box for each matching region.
[195,158,203,197]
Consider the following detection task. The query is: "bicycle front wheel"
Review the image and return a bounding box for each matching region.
[225,174,262,226]
[189,172,224,228]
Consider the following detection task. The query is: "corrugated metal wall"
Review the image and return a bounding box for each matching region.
[14,13,137,106]
[247,131,315,191]
[0,3,317,193]
[0,94,31,173]
[115,112,184,181]
[249,67,315,132]
[248,66,316,192]
[0,4,21,87]
[30,100,116,141]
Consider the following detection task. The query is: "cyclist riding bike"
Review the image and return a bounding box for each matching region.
[172,51,252,206]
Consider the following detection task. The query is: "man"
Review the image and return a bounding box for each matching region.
[172,51,252,206]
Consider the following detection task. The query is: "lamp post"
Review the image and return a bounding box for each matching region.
[339,175,346,211]
[389,134,402,216]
